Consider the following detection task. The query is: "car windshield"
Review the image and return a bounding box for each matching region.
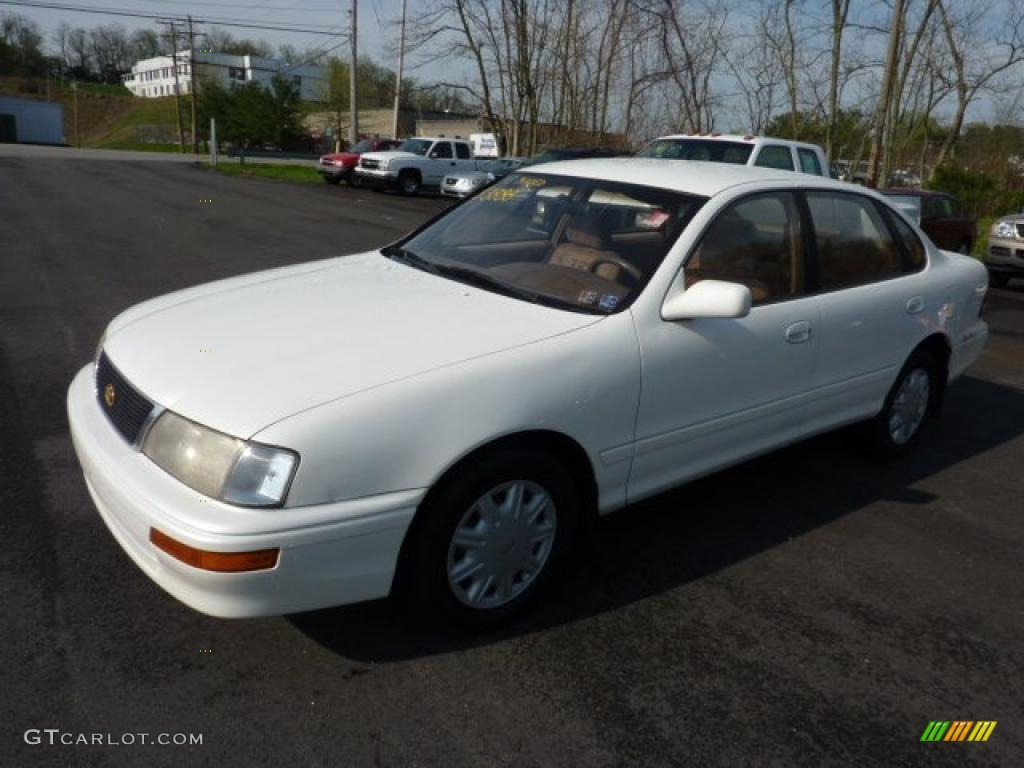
[481,159,522,173]
[884,194,922,222]
[636,139,754,164]
[350,139,374,153]
[385,173,706,314]
[397,139,433,156]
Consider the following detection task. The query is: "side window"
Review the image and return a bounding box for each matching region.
[798,148,822,176]
[754,145,795,171]
[938,196,956,218]
[455,142,472,159]
[686,192,804,305]
[431,142,453,159]
[922,196,943,220]
[807,192,903,291]
[884,206,927,273]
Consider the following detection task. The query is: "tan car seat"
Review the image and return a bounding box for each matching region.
[549,217,624,283]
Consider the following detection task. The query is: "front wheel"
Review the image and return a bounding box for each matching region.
[864,349,939,459]
[323,175,340,185]
[347,172,363,188]
[400,450,580,631]
[398,171,421,196]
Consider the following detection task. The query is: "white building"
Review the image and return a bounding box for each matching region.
[122,51,327,102]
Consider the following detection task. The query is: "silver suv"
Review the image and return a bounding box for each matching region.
[985,213,1024,288]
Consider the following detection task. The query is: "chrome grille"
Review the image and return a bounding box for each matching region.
[95,352,155,445]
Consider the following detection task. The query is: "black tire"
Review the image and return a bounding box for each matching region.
[958,240,971,255]
[347,172,363,188]
[397,170,421,196]
[323,175,340,185]
[989,271,1010,289]
[399,449,581,632]
[864,349,940,459]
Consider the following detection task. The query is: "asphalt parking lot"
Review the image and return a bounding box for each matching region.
[1,145,1022,767]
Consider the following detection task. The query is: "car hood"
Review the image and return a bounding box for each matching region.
[360,150,420,162]
[321,152,358,163]
[102,252,600,438]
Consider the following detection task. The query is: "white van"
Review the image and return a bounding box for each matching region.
[637,134,829,177]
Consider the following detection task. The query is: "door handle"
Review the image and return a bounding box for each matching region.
[450,161,456,165]
[906,296,926,315]
[785,321,812,344]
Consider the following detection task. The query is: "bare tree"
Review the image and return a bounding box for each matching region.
[931,0,1024,176]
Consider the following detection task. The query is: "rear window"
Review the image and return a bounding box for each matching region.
[885,194,922,223]
[754,146,795,171]
[798,148,823,175]
[636,139,753,164]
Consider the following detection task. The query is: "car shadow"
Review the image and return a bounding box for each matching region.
[287,374,1023,661]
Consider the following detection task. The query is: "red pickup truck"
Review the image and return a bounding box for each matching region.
[317,137,402,186]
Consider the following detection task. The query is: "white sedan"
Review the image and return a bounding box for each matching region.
[67,160,989,630]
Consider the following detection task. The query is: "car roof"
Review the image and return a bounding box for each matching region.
[652,134,821,149]
[522,157,848,197]
[877,188,945,197]
[415,136,471,143]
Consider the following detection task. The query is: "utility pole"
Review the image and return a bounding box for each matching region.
[349,0,359,146]
[71,81,79,147]
[161,21,187,153]
[392,0,407,140]
[188,16,199,154]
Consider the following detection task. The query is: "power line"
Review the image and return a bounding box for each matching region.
[0,0,345,35]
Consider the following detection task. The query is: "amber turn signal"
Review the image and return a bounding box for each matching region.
[149,528,279,572]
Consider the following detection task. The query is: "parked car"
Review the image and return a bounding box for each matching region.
[316,137,402,186]
[984,212,1024,287]
[636,134,829,176]
[68,159,989,630]
[355,136,482,196]
[880,189,977,253]
[441,157,525,198]
[521,146,624,165]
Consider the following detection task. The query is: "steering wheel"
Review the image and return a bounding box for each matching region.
[589,255,644,282]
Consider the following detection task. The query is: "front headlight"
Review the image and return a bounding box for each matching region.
[992,220,1017,239]
[142,411,298,507]
[378,158,390,170]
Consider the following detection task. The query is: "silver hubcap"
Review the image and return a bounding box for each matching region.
[446,480,557,609]
[889,368,930,445]
[402,177,416,193]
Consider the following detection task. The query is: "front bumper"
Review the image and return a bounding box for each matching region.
[316,165,351,180]
[984,237,1024,274]
[353,168,399,189]
[67,364,421,618]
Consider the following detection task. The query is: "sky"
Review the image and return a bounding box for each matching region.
[5,0,420,69]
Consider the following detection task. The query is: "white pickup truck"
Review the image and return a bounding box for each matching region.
[636,134,830,177]
[355,137,481,196]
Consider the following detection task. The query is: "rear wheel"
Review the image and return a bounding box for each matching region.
[323,175,340,185]
[958,240,971,255]
[864,349,939,459]
[400,449,580,631]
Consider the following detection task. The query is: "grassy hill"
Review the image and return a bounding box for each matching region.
[1,76,186,149]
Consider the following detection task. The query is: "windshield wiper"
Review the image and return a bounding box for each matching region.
[382,245,440,274]
[431,264,551,304]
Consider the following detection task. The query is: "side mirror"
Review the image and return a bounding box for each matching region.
[661,279,752,321]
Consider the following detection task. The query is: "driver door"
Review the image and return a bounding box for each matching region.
[426,141,455,185]
[628,190,820,502]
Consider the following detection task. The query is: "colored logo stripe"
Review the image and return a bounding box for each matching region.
[921,722,950,741]
[920,721,997,742]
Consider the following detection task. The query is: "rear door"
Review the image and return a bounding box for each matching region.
[454,141,476,172]
[803,189,929,430]
[426,141,456,184]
